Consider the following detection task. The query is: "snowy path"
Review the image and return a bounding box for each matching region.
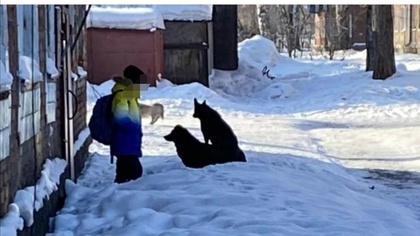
[66,99,420,235]
[49,37,420,235]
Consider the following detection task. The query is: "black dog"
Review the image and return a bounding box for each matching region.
[164,125,246,168]
[193,98,238,147]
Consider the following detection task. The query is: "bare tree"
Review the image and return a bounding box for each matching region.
[277,5,312,58]
[321,5,367,60]
[237,5,260,42]
[257,4,286,49]
[256,5,270,38]
[372,5,396,80]
[365,5,375,71]
[239,5,313,56]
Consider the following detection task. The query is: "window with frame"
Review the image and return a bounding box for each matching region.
[0,96,11,160]
[17,5,42,144]
[46,5,58,124]
[46,82,56,124]
[0,6,12,160]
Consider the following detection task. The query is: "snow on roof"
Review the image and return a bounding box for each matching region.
[89,5,213,30]
[86,6,166,30]
[153,5,213,21]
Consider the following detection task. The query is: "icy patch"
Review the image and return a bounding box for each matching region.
[0,61,13,92]
[46,57,60,79]
[87,6,165,30]
[18,55,43,83]
[0,158,67,234]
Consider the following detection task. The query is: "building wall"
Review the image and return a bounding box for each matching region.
[313,5,367,50]
[394,5,420,54]
[0,5,91,235]
[0,5,64,218]
[312,5,420,53]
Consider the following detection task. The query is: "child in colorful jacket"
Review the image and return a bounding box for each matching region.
[111,65,144,184]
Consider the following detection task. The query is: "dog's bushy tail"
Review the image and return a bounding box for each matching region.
[158,103,164,119]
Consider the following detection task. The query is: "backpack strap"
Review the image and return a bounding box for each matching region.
[106,89,124,120]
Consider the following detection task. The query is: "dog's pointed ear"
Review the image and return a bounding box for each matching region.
[202,100,207,105]
[194,98,198,105]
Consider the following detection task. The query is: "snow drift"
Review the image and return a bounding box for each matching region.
[210,36,306,99]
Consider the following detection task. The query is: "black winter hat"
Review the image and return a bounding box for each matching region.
[123,65,145,81]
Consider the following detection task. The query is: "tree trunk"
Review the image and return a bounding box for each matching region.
[256,5,268,38]
[293,5,300,58]
[366,5,375,71]
[237,5,260,41]
[325,5,337,59]
[372,5,396,80]
[212,5,238,71]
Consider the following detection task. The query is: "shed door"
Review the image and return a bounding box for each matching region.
[164,43,209,86]
[163,22,209,86]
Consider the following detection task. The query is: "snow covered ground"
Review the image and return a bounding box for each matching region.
[48,36,420,235]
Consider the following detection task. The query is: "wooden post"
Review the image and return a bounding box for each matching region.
[7,6,19,149]
[366,5,375,72]
[212,5,238,71]
[38,5,47,167]
[6,5,21,215]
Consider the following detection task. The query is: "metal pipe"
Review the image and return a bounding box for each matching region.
[404,5,412,46]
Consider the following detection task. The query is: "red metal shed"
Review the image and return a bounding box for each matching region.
[87,28,164,87]
[86,6,166,86]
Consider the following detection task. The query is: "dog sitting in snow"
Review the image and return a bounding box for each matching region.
[193,98,246,161]
[164,125,246,168]
[193,98,239,147]
[192,98,246,163]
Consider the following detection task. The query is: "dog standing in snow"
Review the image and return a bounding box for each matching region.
[164,125,246,168]
[139,103,164,125]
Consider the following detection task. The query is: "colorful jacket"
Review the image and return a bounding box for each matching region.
[110,76,143,157]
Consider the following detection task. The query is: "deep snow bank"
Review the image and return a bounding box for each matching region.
[48,153,420,236]
[0,158,67,236]
[210,36,305,99]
